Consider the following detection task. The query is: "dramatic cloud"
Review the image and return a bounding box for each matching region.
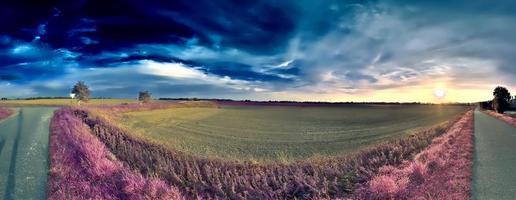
[0,0,515,102]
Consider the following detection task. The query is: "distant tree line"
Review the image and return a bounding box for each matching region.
[158,98,473,106]
[479,86,515,113]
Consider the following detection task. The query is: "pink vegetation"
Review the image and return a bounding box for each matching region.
[358,111,474,200]
[484,110,516,126]
[0,107,13,120]
[47,108,184,199]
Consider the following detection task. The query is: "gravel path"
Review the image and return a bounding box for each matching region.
[473,108,516,200]
[0,107,55,200]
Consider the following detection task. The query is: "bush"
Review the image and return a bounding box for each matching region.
[479,101,492,110]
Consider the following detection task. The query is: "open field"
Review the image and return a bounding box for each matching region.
[60,106,467,199]
[118,104,469,161]
[0,99,137,106]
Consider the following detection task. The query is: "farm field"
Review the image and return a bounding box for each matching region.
[118,104,469,161]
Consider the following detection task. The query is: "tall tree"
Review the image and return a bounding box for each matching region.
[492,86,511,113]
[138,91,152,104]
[71,81,90,104]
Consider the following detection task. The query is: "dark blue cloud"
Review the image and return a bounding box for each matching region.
[1,0,300,54]
[1,0,516,98]
[0,0,308,87]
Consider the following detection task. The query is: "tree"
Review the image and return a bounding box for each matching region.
[138,91,152,104]
[479,101,492,110]
[71,81,90,104]
[492,86,511,113]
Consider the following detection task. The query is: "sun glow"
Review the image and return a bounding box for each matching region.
[433,88,447,99]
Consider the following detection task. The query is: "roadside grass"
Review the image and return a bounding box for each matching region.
[357,111,474,199]
[0,107,14,121]
[47,108,184,199]
[482,110,516,126]
[115,104,469,161]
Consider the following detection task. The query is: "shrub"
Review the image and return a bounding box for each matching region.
[408,163,426,185]
[368,176,398,199]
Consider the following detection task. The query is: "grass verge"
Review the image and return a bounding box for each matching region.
[356,111,473,199]
[482,110,516,126]
[47,108,184,199]
[0,107,14,121]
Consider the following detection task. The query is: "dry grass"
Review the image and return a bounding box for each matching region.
[357,111,474,199]
[47,108,184,199]
[483,110,516,126]
[0,107,13,121]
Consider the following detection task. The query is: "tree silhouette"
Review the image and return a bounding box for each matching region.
[138,91,152,104]
[492,86,511,113]
[71,81,90,104]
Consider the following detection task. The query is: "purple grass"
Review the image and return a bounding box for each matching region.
[357,111,474,200]
[484,110,516,126]
[0,107,13,120]
[47,108,184,199]
[57,105,470,199]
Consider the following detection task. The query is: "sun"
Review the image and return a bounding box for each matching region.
[433,88,447,99]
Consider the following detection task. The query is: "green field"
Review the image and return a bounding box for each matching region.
[118,104,468,161]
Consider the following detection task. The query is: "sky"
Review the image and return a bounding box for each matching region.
[0,0,515,103]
